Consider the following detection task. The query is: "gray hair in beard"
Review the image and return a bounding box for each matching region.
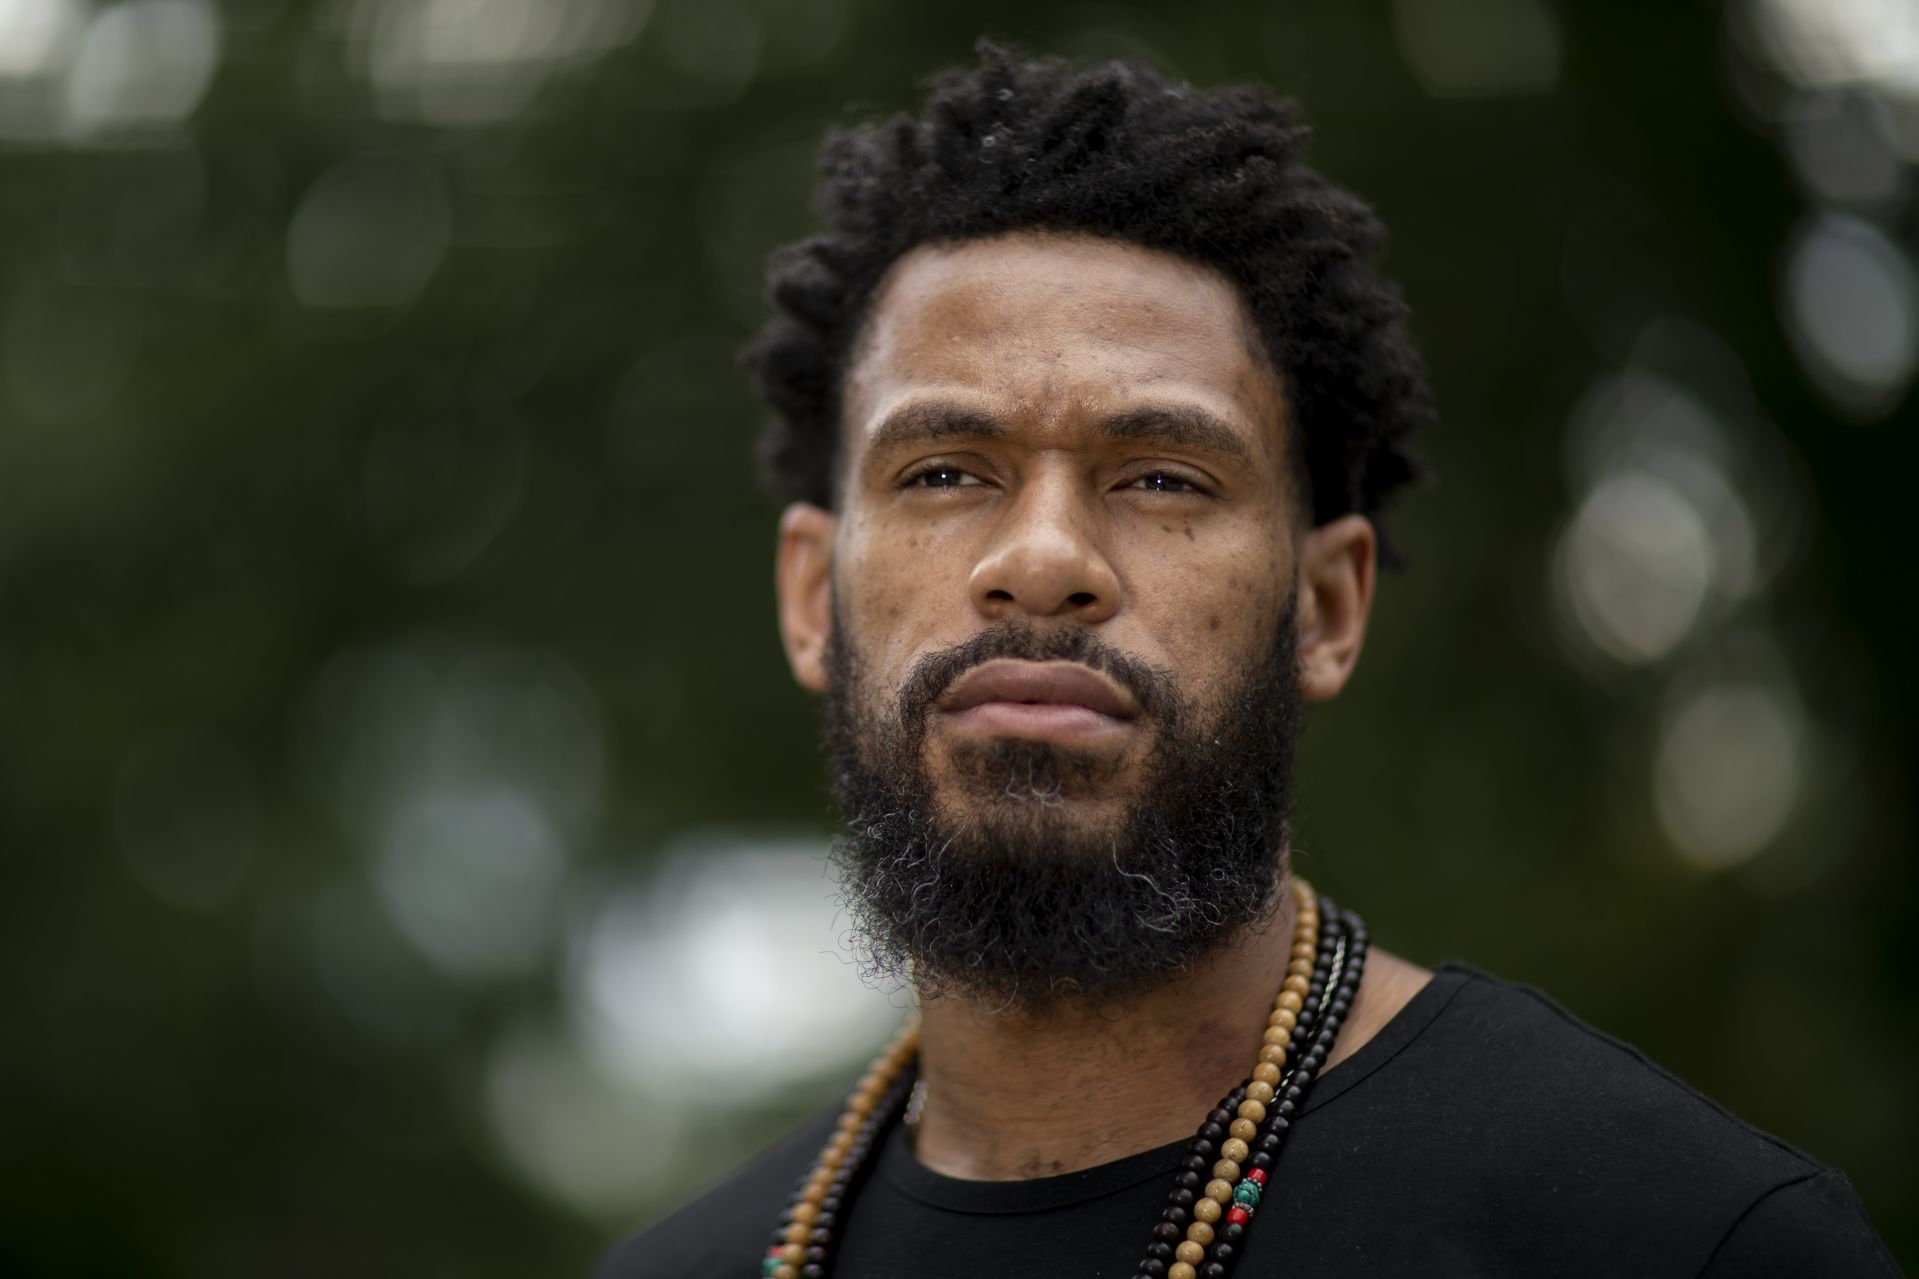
[822,592,1302,1011]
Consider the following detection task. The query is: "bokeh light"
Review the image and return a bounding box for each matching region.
[0,0,222,141]
[1653,639,1810,873]
[652,0,764,107]
[1747,0,1919,119]
[1552,367,1776,666]
[299,636,603,979]
[286,154,452,310]
[485,1019,683,1220]
[349,0,648,125]
[1556,468,1718,665]
[1780,90,1909,209]
[63,0,220,137]
[570,833,904,1103]
[0,0,84,78]
[1390,0,1559,99]
[1781,212,1919,418]
[0,0,88,141]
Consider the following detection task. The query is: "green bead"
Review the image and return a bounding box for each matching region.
[1234,1181,1262,1206]
[762,1256,781,1276]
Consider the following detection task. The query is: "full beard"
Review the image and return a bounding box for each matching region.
[822,591,1303,1012]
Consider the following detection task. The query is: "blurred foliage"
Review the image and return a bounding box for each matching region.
[1,0,1914,1274]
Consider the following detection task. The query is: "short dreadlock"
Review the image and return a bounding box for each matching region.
[747,41,1433,563]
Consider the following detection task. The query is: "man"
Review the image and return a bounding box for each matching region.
[598,45,1897,1278]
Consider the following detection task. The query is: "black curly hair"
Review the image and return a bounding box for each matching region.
[747,41,1433,563]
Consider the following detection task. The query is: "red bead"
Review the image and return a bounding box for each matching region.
[1227,1206,1251,1225]
[1247,1169,1267,1186]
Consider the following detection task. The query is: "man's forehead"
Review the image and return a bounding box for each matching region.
[843,231,1287,454]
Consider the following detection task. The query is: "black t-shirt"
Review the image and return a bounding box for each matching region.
[597,965,1899,1277]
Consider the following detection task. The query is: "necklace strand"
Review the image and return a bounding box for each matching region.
[1145,896,1366,1279]
[761,880,1369,1279]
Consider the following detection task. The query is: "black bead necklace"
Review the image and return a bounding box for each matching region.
[761,888,1369,1279]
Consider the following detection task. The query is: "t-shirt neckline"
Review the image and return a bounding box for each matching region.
[874,963,1474,1215]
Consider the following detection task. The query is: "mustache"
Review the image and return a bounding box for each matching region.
[893,622,1179,733]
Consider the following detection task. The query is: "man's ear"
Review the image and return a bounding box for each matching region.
[1294,514,1376,703]
[776,503,837,692]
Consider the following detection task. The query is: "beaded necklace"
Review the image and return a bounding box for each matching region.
[762,879,1370,1279]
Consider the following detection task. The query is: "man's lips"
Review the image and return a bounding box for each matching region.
[937,660,1138,743]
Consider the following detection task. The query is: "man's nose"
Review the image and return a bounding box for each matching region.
[966,476,1120,623]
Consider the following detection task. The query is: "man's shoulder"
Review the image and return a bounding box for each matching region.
[1450,960,1811,1136]
[1422,963,1821,1177]
[1346,964,1897,1275]
[592,1107,838,1279]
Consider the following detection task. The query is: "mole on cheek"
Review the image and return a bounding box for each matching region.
[1183,524,1194,542]
[1206,614,1220,633]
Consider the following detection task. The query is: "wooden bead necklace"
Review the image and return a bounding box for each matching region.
[761,878,1369,1279]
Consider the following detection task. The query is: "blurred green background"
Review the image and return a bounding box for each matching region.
[2,0,1914,1273]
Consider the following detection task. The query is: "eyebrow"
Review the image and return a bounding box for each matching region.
[864,400,1256,468]
[865,401,1007,455]
[1101,404,1255,468]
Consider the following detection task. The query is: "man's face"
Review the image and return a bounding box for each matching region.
[776,231,1374,1005]
[835,231,1299,796]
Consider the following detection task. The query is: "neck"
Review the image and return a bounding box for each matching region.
[908,886,1300,1181]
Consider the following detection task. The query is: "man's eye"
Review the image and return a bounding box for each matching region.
[907,466,980,489]
[1132,471,1197,493]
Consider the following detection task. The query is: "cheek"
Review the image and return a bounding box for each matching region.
[834,525,965,683]
[1125,523,1287,613]
[1122,535,1290,688]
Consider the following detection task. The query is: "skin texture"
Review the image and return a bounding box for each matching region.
[776,230,1429,1180]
